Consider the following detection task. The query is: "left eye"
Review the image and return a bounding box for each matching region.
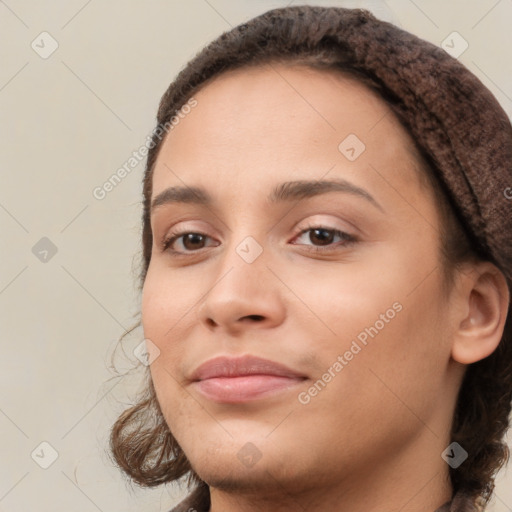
[291,227,356,251]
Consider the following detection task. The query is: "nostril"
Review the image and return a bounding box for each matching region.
[245,315,264,321]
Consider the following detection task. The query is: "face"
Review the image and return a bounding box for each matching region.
[142,63,459,495]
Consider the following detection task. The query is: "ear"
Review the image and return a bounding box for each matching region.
[451,262,510,365]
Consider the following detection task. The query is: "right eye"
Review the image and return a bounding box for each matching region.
[161,231,219,255]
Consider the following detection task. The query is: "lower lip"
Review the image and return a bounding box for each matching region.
[194,375,305,403]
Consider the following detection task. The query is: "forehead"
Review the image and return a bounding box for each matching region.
[151,63,428,204]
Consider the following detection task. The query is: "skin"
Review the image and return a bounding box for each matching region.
[141,63,509,512]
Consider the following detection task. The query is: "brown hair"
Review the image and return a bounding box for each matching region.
[110,6,512,508]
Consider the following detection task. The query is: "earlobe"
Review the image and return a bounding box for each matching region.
[451,262,510,365]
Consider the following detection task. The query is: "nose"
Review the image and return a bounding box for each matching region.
[196,238,286,335]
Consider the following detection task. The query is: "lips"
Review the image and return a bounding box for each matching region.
[190,354,306,380]
[189,354,307,403]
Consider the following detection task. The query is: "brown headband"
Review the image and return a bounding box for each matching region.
[156,6,512,282]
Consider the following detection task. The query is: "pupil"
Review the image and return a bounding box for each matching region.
[184,233,204,250]
[311,228,333,246]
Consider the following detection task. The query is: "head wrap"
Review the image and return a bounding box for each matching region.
[157,6,512,282]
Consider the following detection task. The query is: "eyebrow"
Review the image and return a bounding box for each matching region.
[150,178,384,213]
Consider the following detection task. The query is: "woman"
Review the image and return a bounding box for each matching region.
[110,6,512,511]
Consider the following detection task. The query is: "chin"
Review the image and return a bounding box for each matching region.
[182,433,311,494]
[194,465,269,493]
[192,458,305,498]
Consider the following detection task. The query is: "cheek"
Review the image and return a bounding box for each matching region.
[342,276,450,425]
[299,254,449,408]
[141,267,189,403]
[295,289,449,463]
[141,262,197,342]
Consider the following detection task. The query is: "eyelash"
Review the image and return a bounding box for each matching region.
[161,225,357,257]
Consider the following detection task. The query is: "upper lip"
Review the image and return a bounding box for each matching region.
[189,354,307,381]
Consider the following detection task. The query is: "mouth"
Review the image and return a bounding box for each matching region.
[189,354,308,404]
[194,374,306,403]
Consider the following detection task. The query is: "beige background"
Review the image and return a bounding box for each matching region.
[1,1,511,510]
